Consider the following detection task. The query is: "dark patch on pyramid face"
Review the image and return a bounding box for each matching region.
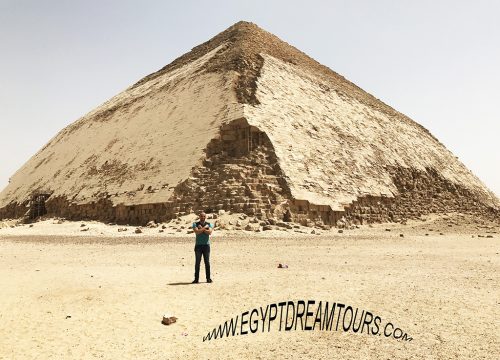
[0,21,499,226]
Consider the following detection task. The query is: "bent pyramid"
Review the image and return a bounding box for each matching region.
[1,21,498,225]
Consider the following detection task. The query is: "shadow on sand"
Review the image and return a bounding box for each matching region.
[167,282,195,286]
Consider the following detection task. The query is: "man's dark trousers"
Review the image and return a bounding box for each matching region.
[194,244,210,281]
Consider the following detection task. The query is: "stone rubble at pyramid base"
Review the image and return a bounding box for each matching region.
[1,121,497,227]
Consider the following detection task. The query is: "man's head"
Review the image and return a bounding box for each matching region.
[199,211,206,222]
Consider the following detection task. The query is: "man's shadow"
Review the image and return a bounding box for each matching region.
[167,282,195,286]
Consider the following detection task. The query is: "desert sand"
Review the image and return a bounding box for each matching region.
[1,214,498,359]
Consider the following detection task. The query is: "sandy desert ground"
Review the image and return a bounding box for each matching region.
[0,214,499,359]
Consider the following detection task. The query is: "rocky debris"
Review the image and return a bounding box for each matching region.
[213,219,223,229]
[245,223,260,232]
[80,223,86,227]
[134,228,142,234]
[262,225,273,231]
[338,229,343,233]
[162,314,177,326]
[81,227,89,232]
[159,229,164,233]
[118,227,128,232]
[276,222,293,229]
[400,234,404,237]
[146,221,158,228]
[277,263,288,269]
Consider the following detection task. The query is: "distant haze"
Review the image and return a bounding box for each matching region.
[1,0,498,197]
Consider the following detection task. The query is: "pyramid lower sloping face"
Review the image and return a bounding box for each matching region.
[244,54,499,210]
[0,43,243,208]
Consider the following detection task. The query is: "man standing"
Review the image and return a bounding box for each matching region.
[192,211,213,284]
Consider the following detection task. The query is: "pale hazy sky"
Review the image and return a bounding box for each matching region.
[0,0,499,196]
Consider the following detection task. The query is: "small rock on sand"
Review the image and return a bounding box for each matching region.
[146,221,157,228]
[162,314,177,325]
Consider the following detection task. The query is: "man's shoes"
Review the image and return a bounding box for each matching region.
[192,279,199,284]
[207,279,213,283]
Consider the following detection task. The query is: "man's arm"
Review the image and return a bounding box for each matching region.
[193,227,205,235]
[193,223,205,235]
[203,224,213,235]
